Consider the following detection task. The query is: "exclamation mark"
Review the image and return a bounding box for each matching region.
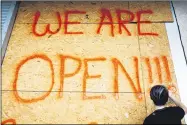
[145,58,153,84]
[161,56,172,82]
[154,57,162,83]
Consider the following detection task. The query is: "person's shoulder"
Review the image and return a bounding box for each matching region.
[166,106,185,117]
[144,112,155,120]
[167,106,183,111]
[143,116,150,124]
[143,113,155,124]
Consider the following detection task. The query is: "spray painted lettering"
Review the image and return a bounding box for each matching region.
[32,9,158,37]
[13,54,175,104]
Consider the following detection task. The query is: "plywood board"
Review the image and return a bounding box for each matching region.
[2,92,146,124]
[15,1,129,24]
[15,1,172,24]
[129,1,173,22]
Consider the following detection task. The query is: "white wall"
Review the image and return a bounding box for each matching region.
[173,1,187,62]
[166,1,187,121]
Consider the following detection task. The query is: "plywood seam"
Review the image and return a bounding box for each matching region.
[1,90,145,93]
[137,34,148,116]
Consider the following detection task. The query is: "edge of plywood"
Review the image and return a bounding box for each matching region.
[166,2,187,122]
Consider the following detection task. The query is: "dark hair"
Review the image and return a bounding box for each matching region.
[150,85,169,106]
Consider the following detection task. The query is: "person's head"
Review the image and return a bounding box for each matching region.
[150,85,169,106]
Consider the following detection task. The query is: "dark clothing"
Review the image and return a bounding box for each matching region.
[143,106,185,124]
